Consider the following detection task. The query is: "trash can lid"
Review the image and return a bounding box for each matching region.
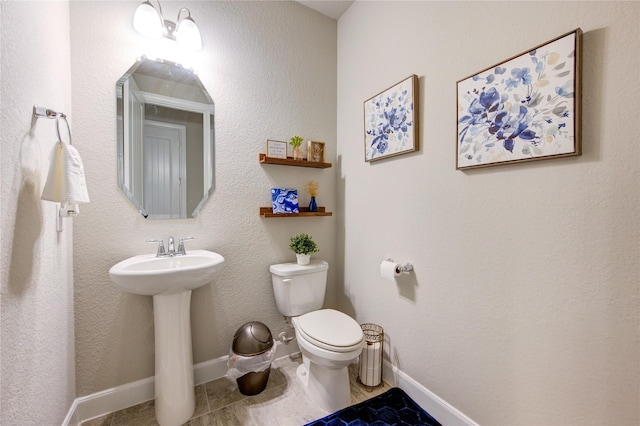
[232,321,274,356]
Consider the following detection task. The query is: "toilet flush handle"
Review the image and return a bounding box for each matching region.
[283,278,294,285]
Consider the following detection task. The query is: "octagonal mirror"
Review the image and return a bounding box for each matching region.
[116,57,215,219]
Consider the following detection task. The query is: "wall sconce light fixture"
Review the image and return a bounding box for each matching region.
[133,0,202,51]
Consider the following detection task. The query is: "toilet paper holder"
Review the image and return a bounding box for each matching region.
[385,258,414,274]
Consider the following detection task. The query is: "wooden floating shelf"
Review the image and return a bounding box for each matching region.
[260,207,333,218]
[259,153,332,169]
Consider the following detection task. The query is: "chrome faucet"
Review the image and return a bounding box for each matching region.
[147,237,194,257]
[167,236,175,256]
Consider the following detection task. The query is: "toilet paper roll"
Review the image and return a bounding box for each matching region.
[380,260,401,281]
[359,341,382,386]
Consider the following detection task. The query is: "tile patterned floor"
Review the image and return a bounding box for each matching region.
[82,354,390,426]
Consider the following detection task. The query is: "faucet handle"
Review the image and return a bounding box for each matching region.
[146,239,166,257]
[177,237,194,255]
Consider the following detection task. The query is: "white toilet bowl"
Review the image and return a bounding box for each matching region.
[292,309,364,412]
[270,261,365,412]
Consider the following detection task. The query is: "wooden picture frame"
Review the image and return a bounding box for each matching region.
[266,140,287,159]
[364,74,419,162]
[307,141,325,163]
[456,28,582,170]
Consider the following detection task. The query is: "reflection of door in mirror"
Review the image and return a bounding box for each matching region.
[143,121,187,219]
[144,104,204,217]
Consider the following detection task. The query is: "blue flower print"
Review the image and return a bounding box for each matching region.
[516,68,532,85]
[487,105,537,152]
[365,79,415,159]
[457,31,578,166]
[385,107,408,133]
[505,68,532,90]
[376,139,388,154]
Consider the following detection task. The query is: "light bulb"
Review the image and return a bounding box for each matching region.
[175,16,202,51]
[133,1,163,39]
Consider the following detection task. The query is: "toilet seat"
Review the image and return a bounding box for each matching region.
[294,309,364,352]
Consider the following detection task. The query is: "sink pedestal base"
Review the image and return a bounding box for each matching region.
[153,290,195,426]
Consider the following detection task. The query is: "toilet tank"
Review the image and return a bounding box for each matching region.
[270,260,328,317]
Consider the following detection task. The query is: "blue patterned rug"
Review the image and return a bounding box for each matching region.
[305,387,441,426]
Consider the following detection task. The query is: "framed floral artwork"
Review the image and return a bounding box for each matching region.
[457,28,582,170]
[364,75,419,162]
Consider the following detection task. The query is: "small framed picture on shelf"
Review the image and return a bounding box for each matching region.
[266,140,287,159]
[307,141,325,163]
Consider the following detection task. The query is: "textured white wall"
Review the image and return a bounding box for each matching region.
[70,1,337,396]
[0,1,76,424]
[337,1,639,425]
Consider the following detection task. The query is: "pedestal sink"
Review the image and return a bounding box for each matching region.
[109,250,225,426]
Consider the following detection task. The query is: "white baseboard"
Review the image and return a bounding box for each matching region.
[64,342,475,426]
[382,359,478,426]
[62,375,155,426]
[63,340,300,426]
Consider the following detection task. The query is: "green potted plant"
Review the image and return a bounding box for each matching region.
[289,233,319,265]
[290,135,304,160]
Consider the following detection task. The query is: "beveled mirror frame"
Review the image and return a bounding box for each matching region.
[116,57,215,219]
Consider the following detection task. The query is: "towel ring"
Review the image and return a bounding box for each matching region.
[33,105,72,145]
[56,115,72,145]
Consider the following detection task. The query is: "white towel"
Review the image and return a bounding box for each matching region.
[41,142,90,210]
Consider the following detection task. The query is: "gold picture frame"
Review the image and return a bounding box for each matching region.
[266,139,288,159]
[307,141,325,163]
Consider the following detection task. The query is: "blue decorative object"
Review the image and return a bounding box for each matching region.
[271,188,299,214]
[308,196,317,212]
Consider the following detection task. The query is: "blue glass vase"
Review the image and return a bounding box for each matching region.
[309,196,318,212]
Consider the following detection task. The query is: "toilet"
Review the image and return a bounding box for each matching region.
[270,260,364,412]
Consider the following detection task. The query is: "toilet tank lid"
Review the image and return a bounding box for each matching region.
[270,260,328,277]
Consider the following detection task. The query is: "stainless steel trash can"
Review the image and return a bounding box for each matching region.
[232,321,274,395]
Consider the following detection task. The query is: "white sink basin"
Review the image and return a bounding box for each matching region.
[109,250,225,296]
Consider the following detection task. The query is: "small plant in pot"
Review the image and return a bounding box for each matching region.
[290,135,304,160]
[289,233,319,265]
